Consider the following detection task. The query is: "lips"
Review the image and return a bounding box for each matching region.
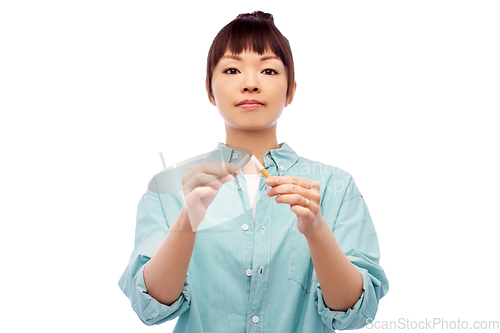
[237,99,264,109]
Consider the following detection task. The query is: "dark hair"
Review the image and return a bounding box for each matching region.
[206,11,295,101]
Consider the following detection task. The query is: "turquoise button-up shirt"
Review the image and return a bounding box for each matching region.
[118,142,388,332]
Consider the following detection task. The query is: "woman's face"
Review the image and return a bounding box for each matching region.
[210,50,295,131]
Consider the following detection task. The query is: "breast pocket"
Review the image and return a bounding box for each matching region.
[288,216,314,293]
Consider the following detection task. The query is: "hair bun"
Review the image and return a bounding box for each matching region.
[236,11,274,23]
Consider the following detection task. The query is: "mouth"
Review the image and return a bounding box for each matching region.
[237,99,264,110]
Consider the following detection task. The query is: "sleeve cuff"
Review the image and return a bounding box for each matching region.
[131,264,191,326]
[315,267,376,330]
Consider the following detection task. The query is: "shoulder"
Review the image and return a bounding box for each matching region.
[292,156,353,183]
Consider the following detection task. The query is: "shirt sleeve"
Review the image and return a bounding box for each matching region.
[313,174,389,330]
[118,190,191,326]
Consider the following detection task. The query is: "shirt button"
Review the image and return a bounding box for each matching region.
[246,269,253,276]
[261,226,265,234]
[280,165,284,171]
[236,182,241,189]
[252,316,259,324]
[242,224,249,231]
[232,152,239,159]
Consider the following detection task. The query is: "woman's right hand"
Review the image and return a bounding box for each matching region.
[181,162,240,231]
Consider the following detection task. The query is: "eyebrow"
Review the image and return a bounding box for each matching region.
[220,54,280,61]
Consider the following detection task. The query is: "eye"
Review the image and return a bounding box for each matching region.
[223,68,240,75]
[262,69,278,75]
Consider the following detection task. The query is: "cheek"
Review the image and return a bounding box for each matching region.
[212,85,227,105]
[270,81,288,105]
[272,77,287,92]
[213,78,234,100]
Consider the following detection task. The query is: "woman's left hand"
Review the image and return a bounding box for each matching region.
[265,176,324,237]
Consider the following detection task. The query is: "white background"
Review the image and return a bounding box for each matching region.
[1,1,499,332]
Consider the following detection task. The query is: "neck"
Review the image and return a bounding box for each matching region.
[224,123,280,164]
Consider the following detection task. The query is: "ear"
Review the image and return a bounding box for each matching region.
[284,81,297,107]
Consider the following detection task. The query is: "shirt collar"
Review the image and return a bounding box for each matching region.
[213,142,299,176]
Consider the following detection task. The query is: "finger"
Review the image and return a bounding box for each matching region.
[185,162,239,179]
[182,172,220,191]
[275,193,318,212]
[267,184,320,200]
[183,186,218,207]
[203,162,240,177]
[290,205,313,218]
[219,170,239,184]
[184,169,240,193]
[190,186,218,199]
[265,176,320,191]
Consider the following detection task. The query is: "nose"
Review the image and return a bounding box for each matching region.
[242,74,260,93]
[244,87,259,92]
